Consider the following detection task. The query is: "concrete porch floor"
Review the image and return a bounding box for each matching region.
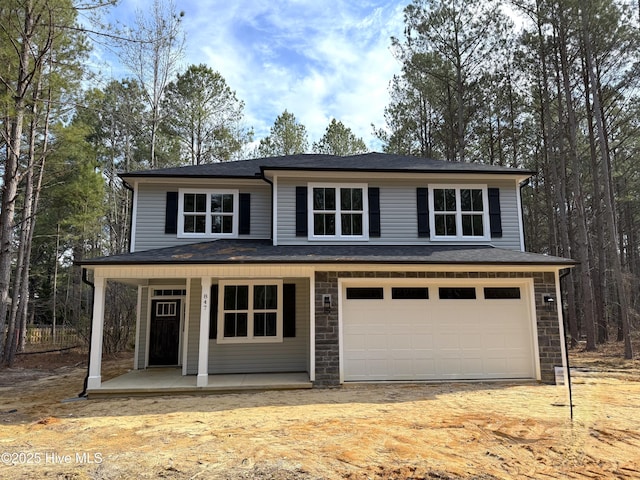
[88,369,312,398]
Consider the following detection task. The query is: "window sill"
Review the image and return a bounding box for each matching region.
[429,236,491,242]
[177,233,238,239]
[307,236,370,242]
[214,337,283,344]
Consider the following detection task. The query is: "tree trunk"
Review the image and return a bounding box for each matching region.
[0,1,36,358]
[534,0,579,345]
[5,68,49,365]
[583,66,608,344]
[555,6,597,350]
[582,15,633,359]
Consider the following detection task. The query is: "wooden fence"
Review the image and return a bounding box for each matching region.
[26,326,81,346]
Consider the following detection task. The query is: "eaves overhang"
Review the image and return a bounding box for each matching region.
[260,165,536,176]
[78,240,576,269]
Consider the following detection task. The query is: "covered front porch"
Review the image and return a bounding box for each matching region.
[87,369,312,398]
[84,262,316,393]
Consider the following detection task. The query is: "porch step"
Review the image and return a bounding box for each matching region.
[87,371,312,399]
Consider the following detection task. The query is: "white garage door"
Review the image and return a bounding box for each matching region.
[341,281,537,381]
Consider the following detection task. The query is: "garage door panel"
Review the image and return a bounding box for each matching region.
[391,348,430,360]
[460,359,486,377]
[483,357,507,372]
[483,334,509,349]
[460,334,481,349]
[391,358,415,373]
[437,358,462,375]
[344,335,365,350]
[437,333,462,350]
[342,281,536,381]
[367,359,390,376]
[365,334,389,350]
[410,335,434,349]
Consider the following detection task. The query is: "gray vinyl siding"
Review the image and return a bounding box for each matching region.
[490,183,522,250]
[133,182,271,252]
[208,278,310,374]
[276,177,522,250]
[136,287,149,369]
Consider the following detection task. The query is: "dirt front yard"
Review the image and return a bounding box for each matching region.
[1,346,639,479]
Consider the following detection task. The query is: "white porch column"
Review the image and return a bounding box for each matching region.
[197,277,212,387]
[87,276,106,390]
[133,285,142,370]
[309,273,316,382]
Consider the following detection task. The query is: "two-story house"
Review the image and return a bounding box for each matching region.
[81,153,574,396]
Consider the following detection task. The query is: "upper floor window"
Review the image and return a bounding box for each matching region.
[429,186,489,240]
[308,183,368,240]
[178,189,238,238]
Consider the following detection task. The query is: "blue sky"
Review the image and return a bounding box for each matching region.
[91,0,407,150]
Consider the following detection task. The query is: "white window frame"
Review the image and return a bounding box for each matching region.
[428,185,490,241]
[177,188,239,238]
[155,301,177,317]
[216,279,283,344]
[307,183,369,241]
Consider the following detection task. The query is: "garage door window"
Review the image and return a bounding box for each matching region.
[392,287,429,299]
[484,287,521,299]
[346,287,384,299]
[439,287,476,299]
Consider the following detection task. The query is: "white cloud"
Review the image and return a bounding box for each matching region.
[97,0,406,150]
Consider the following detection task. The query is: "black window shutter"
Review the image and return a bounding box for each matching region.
[295,186,308,237]
[416,188,430,237]
[283,283,296,337]
[488,187,503,238]
[209,284,219,339]
[239,193,251,235]
[368,187,381,237]
[165,192,179,234]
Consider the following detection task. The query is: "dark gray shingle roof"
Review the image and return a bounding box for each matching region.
[120,153,535,180]
[81,239,574,267]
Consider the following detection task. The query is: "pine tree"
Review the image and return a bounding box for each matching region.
[313,119,368,156]
[257,110,309,157]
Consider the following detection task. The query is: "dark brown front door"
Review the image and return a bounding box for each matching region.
[149,299,181,366]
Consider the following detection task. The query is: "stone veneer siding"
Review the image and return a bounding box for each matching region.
[314,271,563,387]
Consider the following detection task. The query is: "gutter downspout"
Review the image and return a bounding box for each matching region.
[79,268,94,398]
[519,178,531,252]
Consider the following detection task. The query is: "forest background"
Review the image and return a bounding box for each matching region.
[0,0,638,364]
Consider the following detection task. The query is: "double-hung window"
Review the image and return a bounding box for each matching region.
[217,280,283,343]
[429,186,489,240]
[309,183,368,240]
[178,189,238,238]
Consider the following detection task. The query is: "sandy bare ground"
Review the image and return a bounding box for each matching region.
[0,346,639,479]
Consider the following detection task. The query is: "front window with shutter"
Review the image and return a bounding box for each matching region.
[429,185,490,241]
[177,188,239,238]
[308,183,368,240]
[217,280,283,343]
